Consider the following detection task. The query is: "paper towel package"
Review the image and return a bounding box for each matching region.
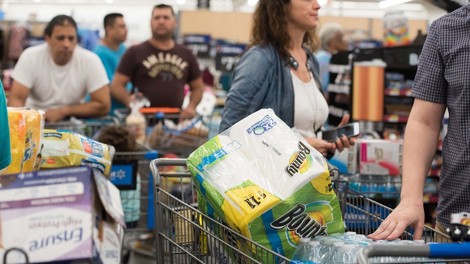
[1,108,45,175]
[187,109,344,259]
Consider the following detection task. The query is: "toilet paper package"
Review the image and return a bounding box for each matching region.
[1,108,44,175]
[187,109,344,259]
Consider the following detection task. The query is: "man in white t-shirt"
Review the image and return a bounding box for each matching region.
[8,15,110,122]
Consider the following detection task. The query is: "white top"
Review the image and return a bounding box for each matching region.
[292,71,329,138]
[12,43,109,110]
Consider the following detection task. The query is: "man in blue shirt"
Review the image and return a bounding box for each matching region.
[0,82,11,171]
[93,13,129,116]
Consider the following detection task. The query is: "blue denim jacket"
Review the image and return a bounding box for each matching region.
[220,44,321,132]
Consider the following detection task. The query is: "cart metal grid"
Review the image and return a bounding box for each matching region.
[44,116,120,138]
[112,147,158,229]
[145,113,211,158]
[151,158,469,264]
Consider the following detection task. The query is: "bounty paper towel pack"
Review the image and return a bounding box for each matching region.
[189,135,282,235]
[187,108,344,259]
[225,109,329,200]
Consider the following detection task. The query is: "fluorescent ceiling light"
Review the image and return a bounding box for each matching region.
[379,0,413,8]
[318,0,328,6]
[177,0,186,4]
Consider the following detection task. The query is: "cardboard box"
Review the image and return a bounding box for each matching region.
[0,166,125,263]
[359,139,403,176]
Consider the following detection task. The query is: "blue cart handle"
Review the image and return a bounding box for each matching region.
[429,242,470,258]
[357,243,470,264]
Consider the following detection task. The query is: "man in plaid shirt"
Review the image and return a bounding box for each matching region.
[370,4,470,240]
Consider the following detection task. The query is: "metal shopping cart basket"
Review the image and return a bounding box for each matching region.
[151,158,470,264]
[141,108,211,157]
[151,158,291,264]
[44,115,120,138]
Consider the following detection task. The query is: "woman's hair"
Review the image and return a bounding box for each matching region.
[250,0,319,60]
[319,23,343,51]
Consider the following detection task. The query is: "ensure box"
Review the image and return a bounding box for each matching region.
[0,166,125,263]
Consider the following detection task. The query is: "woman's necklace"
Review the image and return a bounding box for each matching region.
[289,54,311,71]
[289,56,300,70]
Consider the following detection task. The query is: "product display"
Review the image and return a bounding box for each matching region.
[359,139,402,176]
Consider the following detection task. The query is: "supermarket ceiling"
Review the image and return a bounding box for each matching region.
[1,0,468,13]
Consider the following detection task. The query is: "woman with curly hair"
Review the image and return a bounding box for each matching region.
[220,0,353,157]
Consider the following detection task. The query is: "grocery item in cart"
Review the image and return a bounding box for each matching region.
[448,212,470,242]
[40,129,115,176]
[147,117,209,150]
[1,108,44,175]
[187,108,344,258]
[0,167,124,263]
[125,91,150,145]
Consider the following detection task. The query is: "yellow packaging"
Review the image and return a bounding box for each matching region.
[20,108,45,172]
[2,110,27,175]
[40,129,115,176]
[220,182,281,235]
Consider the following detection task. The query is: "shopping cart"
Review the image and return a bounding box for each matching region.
[151,158,466,264]
[44,115,120,138]
[114,107,212,158]
[109,144,160,263]
[3,248,29,264]
[151,158,290,264]
[357,242,470,264]
[142,108,211,157]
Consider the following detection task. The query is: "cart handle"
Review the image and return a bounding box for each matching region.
[150,158,191,186]
[357,243,470,264]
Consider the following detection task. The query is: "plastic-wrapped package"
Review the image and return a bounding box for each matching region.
[1,108,44,175]
[40,129,115,176]
[187,108,344,258]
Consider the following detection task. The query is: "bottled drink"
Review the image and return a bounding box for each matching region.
[291,238,315,263]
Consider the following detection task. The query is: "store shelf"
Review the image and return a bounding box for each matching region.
[328,83,350,94]
[423,194,439,204]
[429,168,441,178]
[384,88,412,97]
[383,114,409,123]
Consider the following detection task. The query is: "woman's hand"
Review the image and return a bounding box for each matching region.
[305,137,336,157]
[333,114,356,152]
